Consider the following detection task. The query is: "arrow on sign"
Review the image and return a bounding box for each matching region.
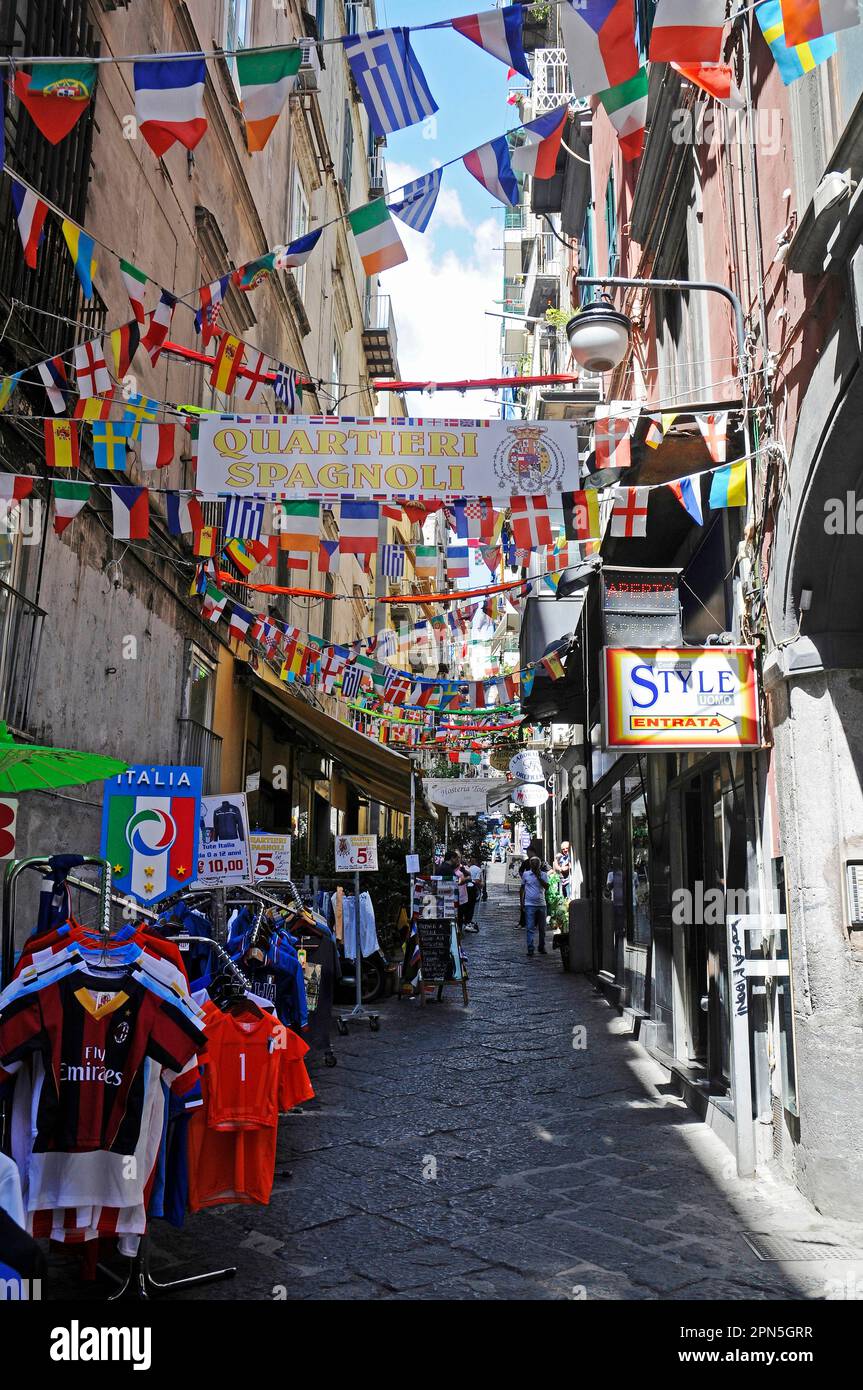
[630,714,737,733]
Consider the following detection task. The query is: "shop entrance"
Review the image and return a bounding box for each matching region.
[676,758,749,1090]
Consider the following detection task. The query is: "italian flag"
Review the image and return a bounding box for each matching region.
[348,200,408,275]
[103,791,197,902]
[119,258,148,324]
[237,47,302,152]
[598,67,649,162]
[53,479,90,535]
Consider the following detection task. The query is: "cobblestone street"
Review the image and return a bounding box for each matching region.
[101,864,855,1304]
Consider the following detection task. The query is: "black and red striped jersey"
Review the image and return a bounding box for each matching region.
[0,970,204,1156]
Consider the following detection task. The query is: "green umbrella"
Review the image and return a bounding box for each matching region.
[0,722,128,795]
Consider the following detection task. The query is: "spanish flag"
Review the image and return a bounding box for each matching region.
[194,525,218,557]
[210,333,245,394]
[44,418,80,469]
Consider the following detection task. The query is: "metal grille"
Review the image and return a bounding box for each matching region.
[0,575,46,735]
[743,1232,863,1262]
[0,0,101,366]
[177,717,223,795]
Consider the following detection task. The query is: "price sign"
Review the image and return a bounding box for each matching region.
[249,832,291,881]
[192,792,252,887]
[335,834,378,873]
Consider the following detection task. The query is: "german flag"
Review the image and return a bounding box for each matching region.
[108,320,141,378]
[44,418,80,469]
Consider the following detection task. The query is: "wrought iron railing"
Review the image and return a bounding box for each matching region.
[0,577,46,736]
[178,718,223,795]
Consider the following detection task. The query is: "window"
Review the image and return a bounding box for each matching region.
[344,1,363,35]
[290,168,310,299]
[225,0,251,88]
[341,99,354,196]
[186,646,216,728]
[604,170,619,278]
[332,338,343,403]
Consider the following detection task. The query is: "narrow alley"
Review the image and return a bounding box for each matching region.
[136,866,862,1303]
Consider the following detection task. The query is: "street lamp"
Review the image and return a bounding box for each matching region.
[565,299,632,373]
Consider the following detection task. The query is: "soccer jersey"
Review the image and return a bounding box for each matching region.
[0,970,205,1156]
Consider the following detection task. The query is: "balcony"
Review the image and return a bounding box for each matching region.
[368,148,385,199]
[524,230,562,318]
[178,718,223,795]
[362,293,399,378]
[528,48,573,113]
[0,578,46,737]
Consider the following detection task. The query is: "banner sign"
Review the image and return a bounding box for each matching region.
[508,750,555,783]
[335,833,378,872]
[249,831,291,882]
[603,647,761,750]
[194,792,252,886]
[511,782,549,807]
[196,415,581,497]
[423,777,505,813]
[101,765,202,905]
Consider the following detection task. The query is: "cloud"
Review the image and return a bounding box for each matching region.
[378,178,503,420]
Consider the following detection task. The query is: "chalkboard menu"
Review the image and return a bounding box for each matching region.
[416,918,453,983]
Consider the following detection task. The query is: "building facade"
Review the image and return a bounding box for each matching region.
[0,0,415,914]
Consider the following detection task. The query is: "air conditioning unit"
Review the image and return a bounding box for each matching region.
[297,37,321,92]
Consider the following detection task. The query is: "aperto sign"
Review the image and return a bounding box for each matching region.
[603,647,761,751]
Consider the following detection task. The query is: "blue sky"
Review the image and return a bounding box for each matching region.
[375,1,524,416]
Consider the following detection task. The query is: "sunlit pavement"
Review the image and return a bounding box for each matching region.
[64,863,863,1301]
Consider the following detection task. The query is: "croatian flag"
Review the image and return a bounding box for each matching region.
[450,6,532,79]
[195,274,231,345]
[10,179,49,269]
[511,104,570,179]
[463,135,519,207]
[559,0,640,99]
[133,57,207,158]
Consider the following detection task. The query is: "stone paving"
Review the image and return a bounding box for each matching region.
[58,866,863,1300]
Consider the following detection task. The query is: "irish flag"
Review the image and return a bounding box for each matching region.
[101,774,201,904]
[237,46,302,151]
[348,201,408,275]
[598,67,648,161]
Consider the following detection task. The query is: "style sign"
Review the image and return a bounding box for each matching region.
[335,834,378,872]
[249,831,291,882]
[603,647,761,750]
[101,765,202,905]
[0,797,18,860]
[196,415,580,497]
[194,792,252,886]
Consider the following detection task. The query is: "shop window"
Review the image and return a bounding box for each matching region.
[341,99,354,196]
[290,170,311,299]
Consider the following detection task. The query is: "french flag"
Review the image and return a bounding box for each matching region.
[451,6,532,79]
[463,134,519,207]
[134,57,207,158]
[511,104,570,180]
[10,179,49,269]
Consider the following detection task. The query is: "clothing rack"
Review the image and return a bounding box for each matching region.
[0,854,238,1301]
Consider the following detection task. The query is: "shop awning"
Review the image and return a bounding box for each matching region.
[245,671,435,819]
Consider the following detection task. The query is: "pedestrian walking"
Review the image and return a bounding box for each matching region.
[463,855,484,932]
[522,855,549,957]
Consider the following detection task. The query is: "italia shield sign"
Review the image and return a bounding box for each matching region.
[100,765,203,905]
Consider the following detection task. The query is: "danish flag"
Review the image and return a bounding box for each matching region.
[594,404,633,469]
[509,495,552,551]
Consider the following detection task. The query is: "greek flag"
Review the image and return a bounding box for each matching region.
[389,169,443,234]
[380,543,406,579]
[342,28,438,139]
[274,363,297,412]
[342,662,365,700]
[222,496,265,541]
